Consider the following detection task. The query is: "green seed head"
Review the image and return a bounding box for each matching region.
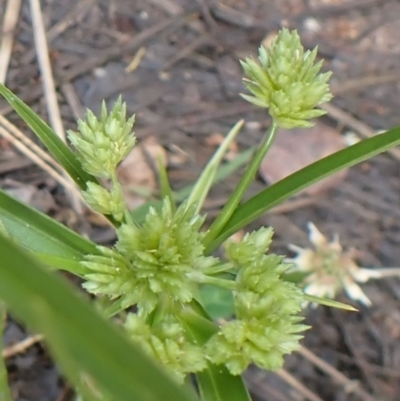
[206,227,308,374]
[241,28,332,128]
[125,313,206,383]
[82,182,125,221]
[82,198,214,315]
[68,96,136,178]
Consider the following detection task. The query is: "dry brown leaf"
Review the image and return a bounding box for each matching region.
[259,122,348,195]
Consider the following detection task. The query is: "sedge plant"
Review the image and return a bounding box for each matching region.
[1,28,400,401]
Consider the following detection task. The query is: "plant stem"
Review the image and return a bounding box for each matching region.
[0,302,13,401]
[203,121,278,252]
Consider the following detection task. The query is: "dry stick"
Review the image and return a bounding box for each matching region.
[0,12,196,117]
[61,82,85,120]
[161,34,212,71]
[0,0,23,83]
[0,125,78,193]
[0,115,64,174]
[138,102,254,139]
[21,0,95,65]
[244,369,293,401]
[373,267,400,277]
[147,0,184,15]
[29,0,82,211]
[62,12,197,84]
[147,0,204,32]
[299,345,377,401]
[125,47,147,73]
[195,0,219,30]
[276,368,324,401]
[2,334,44,358]
[332,308,383,398]
[29,0,65,141]
[332,72,400,95]
[293,0,379,21]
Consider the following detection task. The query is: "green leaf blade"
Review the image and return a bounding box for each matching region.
[208,126,400,251]
[0,189,97,259]
[0,235,197,401]
[0,83,95,190]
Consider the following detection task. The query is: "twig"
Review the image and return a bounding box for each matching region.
[125,46,147,73]
[332,72,400,95]
[29,0,65,141]
[62,12,195,83]
[161,34,211,71]
[0,115,64,174]
[29,0,82,211]
[138,102,254,139]
[21,0,95,65]
[0,12,196,117]
[299,345,377,401]
[244,369,292,401]
[61,82,85,120]
[195,0,218,30]
[0,0,22,83]
[276,368,324,401]
[332,308,382,396]
[2,334,44,358]
[0,125,79,194]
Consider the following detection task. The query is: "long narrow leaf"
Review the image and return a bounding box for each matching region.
[0,83,94,190]
[185,120,244,214]
[131,147,255,224]
[207,126,400,251]
[0,235,197,401]
[174,147,255,203]
[0,189,97,259]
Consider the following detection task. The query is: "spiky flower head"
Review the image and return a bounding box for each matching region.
[82,182,125,221]
[82,198,216,315]
[125,313,206,383]
[286,222,386,306]
[206,227,308,375]
[240,28,332,128]
[68,96,136,179]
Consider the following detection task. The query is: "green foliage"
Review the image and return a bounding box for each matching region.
[0,235,196,401]
[0,27,398,401]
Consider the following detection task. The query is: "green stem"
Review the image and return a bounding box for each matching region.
[201,276,237,291]
[111,174,135,226]
[201,262,234,275]
[203,122,278,252]
[0,302,13,401]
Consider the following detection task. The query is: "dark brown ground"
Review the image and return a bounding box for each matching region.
[1,0,400,400]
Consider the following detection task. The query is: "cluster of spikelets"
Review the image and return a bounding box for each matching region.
[68,101,308,382]
[240,27,332,128]
[67,28,334,383]
[78,195,307,381]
